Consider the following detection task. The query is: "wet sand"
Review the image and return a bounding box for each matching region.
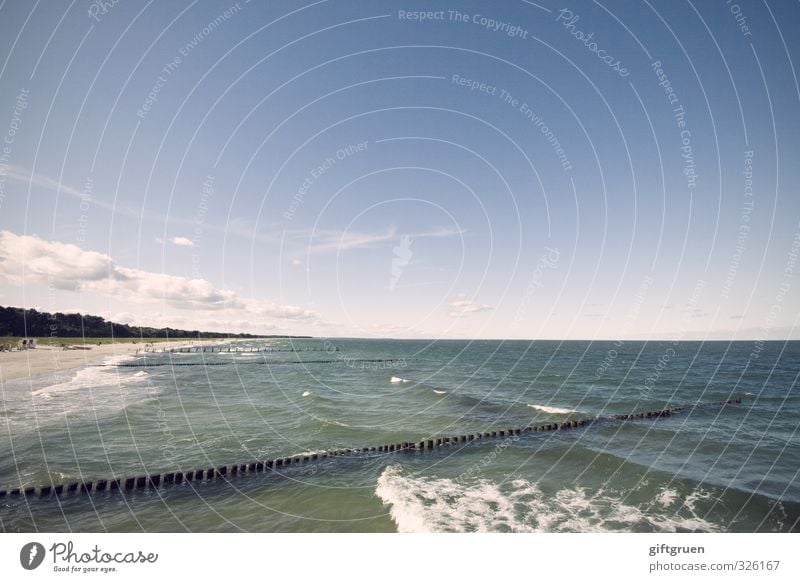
[0,340,216,382]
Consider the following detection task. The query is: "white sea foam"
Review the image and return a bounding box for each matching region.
[684,488,713,513]
[103,353,138,367]
[31,354,147,398]
[433,389,447,395]
[302,390,312,397]
[374,465,720,533]
[657,488,679,508]
[527,404,576,414]
[390,376,410,384]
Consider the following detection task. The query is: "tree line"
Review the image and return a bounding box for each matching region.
[0,305,307,339]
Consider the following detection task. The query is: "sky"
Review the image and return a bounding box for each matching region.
[0,0,798,340]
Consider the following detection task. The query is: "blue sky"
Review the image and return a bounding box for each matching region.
[0,0,798,339]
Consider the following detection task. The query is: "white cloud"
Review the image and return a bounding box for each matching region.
[447,294,493,317]
[0,231,113,289]
[171,236,194,247]
[0,230,318,321]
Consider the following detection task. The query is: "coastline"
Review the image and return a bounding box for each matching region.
[0,339,220,383]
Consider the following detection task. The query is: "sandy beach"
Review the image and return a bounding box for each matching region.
[0,340,218,382]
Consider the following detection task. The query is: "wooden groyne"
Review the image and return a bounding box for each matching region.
[136,346,339,354]
[96,358,407,368]
[0,398,742,500]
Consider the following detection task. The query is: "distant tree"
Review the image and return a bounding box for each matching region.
[0,305,308,339]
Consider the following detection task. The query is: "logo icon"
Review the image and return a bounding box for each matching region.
[20,542,45,570]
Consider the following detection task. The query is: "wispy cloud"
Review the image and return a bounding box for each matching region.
[410,226,466,239]
[582,313,608,320]
[4,165,134,216]
[447,294,493,317]
[4,166,275,242]
[0,230,318,321]
[297,225,464,255]
[3,165,86,198]
[301,227,397,254]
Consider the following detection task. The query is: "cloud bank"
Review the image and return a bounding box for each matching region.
[0,230,317,322]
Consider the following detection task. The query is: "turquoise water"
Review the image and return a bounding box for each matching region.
[1,339,798,532]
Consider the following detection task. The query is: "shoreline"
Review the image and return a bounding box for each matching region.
[0,339,223,383]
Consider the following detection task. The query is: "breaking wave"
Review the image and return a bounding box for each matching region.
[374,465,720,533]
[527,404,577,414]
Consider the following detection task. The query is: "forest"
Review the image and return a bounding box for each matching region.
[0,305,307,339]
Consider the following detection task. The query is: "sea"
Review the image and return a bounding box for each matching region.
[1,339,798,532]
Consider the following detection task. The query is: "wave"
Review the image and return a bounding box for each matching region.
[31,355,146,398]
[527,404,577,414]
[374,465,721,533]
[302,390,312,397]
[433,389,447,395]
[390,376,411,384]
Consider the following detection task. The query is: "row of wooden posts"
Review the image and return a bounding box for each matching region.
[109,358,405,368]
[137,346,338,354]
[0,398,741,500]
